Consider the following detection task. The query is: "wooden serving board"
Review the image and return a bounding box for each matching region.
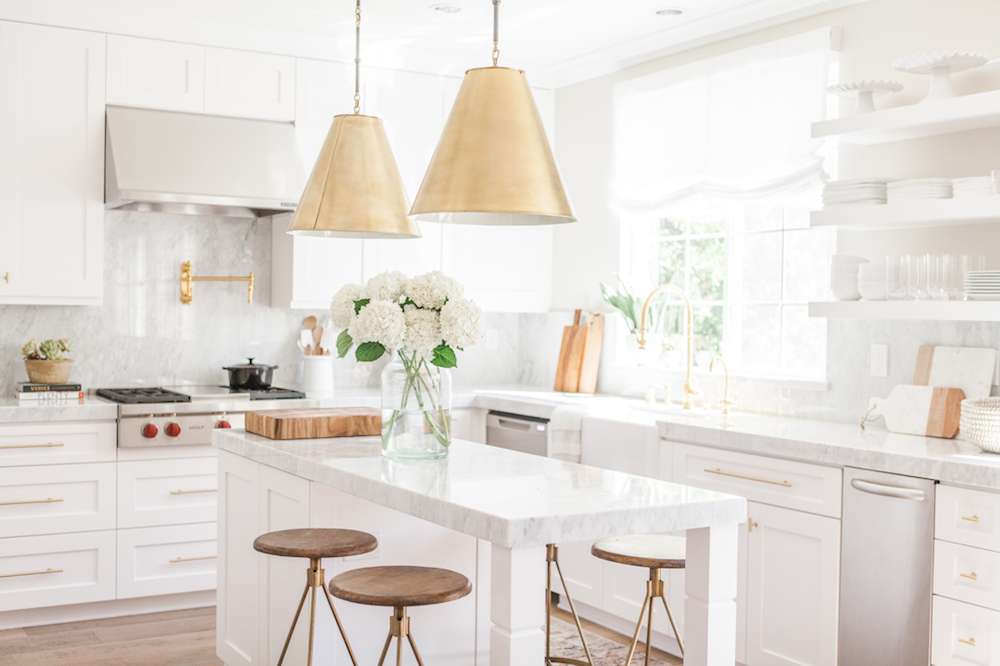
[577,314,605,394]
[868,385,965,439]
[554,310,587,392]
[245,408,381,440]
[913,345,997,401]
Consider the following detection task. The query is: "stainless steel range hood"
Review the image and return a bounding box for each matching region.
[105,105,306,218]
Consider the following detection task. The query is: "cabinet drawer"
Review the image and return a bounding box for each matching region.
[938,485,1000,552]
[672,443,843,518]
[0,531,115,611]
[0,463,116,537]
[0,422,116,466]
[936,540,1000,611]
[118,458,218,528]
[117,523,217,599]
[933,595,1000,666]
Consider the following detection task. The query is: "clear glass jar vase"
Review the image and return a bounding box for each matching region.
[381,349,452,459]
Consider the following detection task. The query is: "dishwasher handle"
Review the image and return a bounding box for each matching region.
[850,478,926,501]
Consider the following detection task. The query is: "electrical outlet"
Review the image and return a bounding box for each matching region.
[871,344,888,378]
[485,328,499,351]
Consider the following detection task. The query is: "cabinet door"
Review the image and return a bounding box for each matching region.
[0,22,104,305]
[745,501,840,666]
[205,48,295,121]
[107,35,205,112]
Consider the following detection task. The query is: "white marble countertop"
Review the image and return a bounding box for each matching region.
[213,429,746,548]
[0,397,118,423]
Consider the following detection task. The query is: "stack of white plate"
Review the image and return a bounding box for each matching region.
[953,176,996,197]
[964,270,1000,300]
[830,255,869,300]
[823,179,888,207]
[960,398,1000,453]
[887,178,953,203]
[858,264,889,300]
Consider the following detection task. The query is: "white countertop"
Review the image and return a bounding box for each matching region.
[213,429,746,548]
[0,397,118,423]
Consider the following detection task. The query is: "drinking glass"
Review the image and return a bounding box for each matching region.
[926,254,949,301]
[886,256,906,301]
[945,254,964,300]
[906,254,929,301]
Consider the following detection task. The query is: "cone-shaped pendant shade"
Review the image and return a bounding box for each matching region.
[287,114,419,238]
[410,67,575,225]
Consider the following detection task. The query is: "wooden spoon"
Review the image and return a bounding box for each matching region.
[303,316,318,330]
[313,326,324,354]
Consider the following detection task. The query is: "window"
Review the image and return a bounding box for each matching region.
[613,30,835,381]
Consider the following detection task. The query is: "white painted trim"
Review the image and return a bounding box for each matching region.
[549,0,867,87]
[0,589,215,630]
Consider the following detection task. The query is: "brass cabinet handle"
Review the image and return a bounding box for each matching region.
[959,637,976,647]
[749,519,758,533]
[962,515,980,523]
[961,572,979,581]
[0,567,62,579]
[0,497,63,506]
[169,488,217,495]
[3,272,7,284]
[169,555,216,563]
[0,442,64,450]
[705,468,792,487]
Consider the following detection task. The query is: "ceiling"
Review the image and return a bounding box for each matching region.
[1,0,865,86]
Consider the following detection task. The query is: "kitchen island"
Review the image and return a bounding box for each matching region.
[213,429,746,666]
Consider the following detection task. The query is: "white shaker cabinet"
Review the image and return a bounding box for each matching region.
[205,48,295,121]
[0,21,105,305]
[107,35,205,112]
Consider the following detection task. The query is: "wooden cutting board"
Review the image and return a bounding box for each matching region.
[554,310,587,392]
[577,314,605,394]
[868,385,965,439]
[913,345,997,401]
[245,408,381,440]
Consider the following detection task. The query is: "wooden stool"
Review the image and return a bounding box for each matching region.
[328,565,472,666]
[591,535,686,665]
[546,544,594,666]
[253,528,377,666]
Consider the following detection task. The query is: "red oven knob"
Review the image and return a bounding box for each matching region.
[165,423,181,437]
[142,423,158,438]
[216,421,232,429]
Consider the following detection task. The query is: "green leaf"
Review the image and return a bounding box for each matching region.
[353,298,370,315]
[336,330,353,358]
[355,341,386,362]
[431,344,457,368]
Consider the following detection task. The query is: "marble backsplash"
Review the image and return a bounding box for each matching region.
[0,210,523,395]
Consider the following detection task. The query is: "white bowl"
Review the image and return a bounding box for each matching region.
[858,264,888,274]
[832,284,862,300]
[831,254,870,266]
[858,283,888,300]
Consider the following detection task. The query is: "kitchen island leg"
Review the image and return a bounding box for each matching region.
[490,543,546,666]
[684,523,739,666]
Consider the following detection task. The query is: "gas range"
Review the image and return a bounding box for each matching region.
[96,386,320,448]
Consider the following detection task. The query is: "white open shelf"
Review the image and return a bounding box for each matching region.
[809,301,1000,321]
[811,89,1000,144]
[811,196,1000,230]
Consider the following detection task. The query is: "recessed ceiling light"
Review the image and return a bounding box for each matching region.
[656,7,686,16]
[430,3,462,13]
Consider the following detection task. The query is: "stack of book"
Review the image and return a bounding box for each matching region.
[14,383,84,403]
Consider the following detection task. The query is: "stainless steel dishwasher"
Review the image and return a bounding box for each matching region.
[485,411,549,457]
[839,467,936,666]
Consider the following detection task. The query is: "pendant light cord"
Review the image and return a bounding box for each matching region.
[492,0,500,66]
[354,0,361,113]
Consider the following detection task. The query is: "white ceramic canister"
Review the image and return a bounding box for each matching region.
[301,355,335,398]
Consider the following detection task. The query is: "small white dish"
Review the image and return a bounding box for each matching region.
[831,255,870,265]
[892,51,991,101]
[831,284,862,301]
[858,283,888,300]
[828,80,903,114]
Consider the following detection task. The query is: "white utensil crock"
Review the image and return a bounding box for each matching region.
[301,355,334,398]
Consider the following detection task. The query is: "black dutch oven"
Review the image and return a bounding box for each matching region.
[223,358,277,390]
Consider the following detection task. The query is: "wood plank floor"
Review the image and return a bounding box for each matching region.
[2,605,681,665]
[550,605,684,665]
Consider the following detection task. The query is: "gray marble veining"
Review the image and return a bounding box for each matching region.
[214,429,746,548]
[0,397,118,423]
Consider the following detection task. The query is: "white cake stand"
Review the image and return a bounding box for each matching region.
[828,80,903,114]
[893,52,990,101]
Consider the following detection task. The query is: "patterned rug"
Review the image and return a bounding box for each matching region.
[548,617,675,666]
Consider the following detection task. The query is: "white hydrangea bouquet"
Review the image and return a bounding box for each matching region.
[330,271,484,459]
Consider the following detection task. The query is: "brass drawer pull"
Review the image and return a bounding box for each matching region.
[169,555,216,563]
[959,637,976,647]
[0,442,64,450]
[961,572,979,581]
[169,489,217,495]
[962,515,980,523]
[705,468,792,487]
[0,567,62,579]
[0,497,63,506]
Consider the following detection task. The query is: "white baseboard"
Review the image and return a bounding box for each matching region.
[0,590,216,630]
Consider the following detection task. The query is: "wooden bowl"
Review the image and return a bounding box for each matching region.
[24,359,73,384]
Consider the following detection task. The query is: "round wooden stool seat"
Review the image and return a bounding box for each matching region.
[253,528,378,559]
[591,535,686,570]
[329,565,472,608]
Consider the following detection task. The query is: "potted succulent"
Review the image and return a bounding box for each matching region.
[22,339,74,384]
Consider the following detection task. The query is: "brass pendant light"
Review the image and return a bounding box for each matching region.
[409,0,576,225]
[287,0,419,239]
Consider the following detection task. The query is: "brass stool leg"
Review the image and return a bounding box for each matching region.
[375,630,393,666]
[623,591,651,665]
[407,630,426,666]
[277,558,361,666]
[276,582,311,666]
[625,568,669,665]
[545,544,594,666]
[322,583,360,665]
[659,593,684,656]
